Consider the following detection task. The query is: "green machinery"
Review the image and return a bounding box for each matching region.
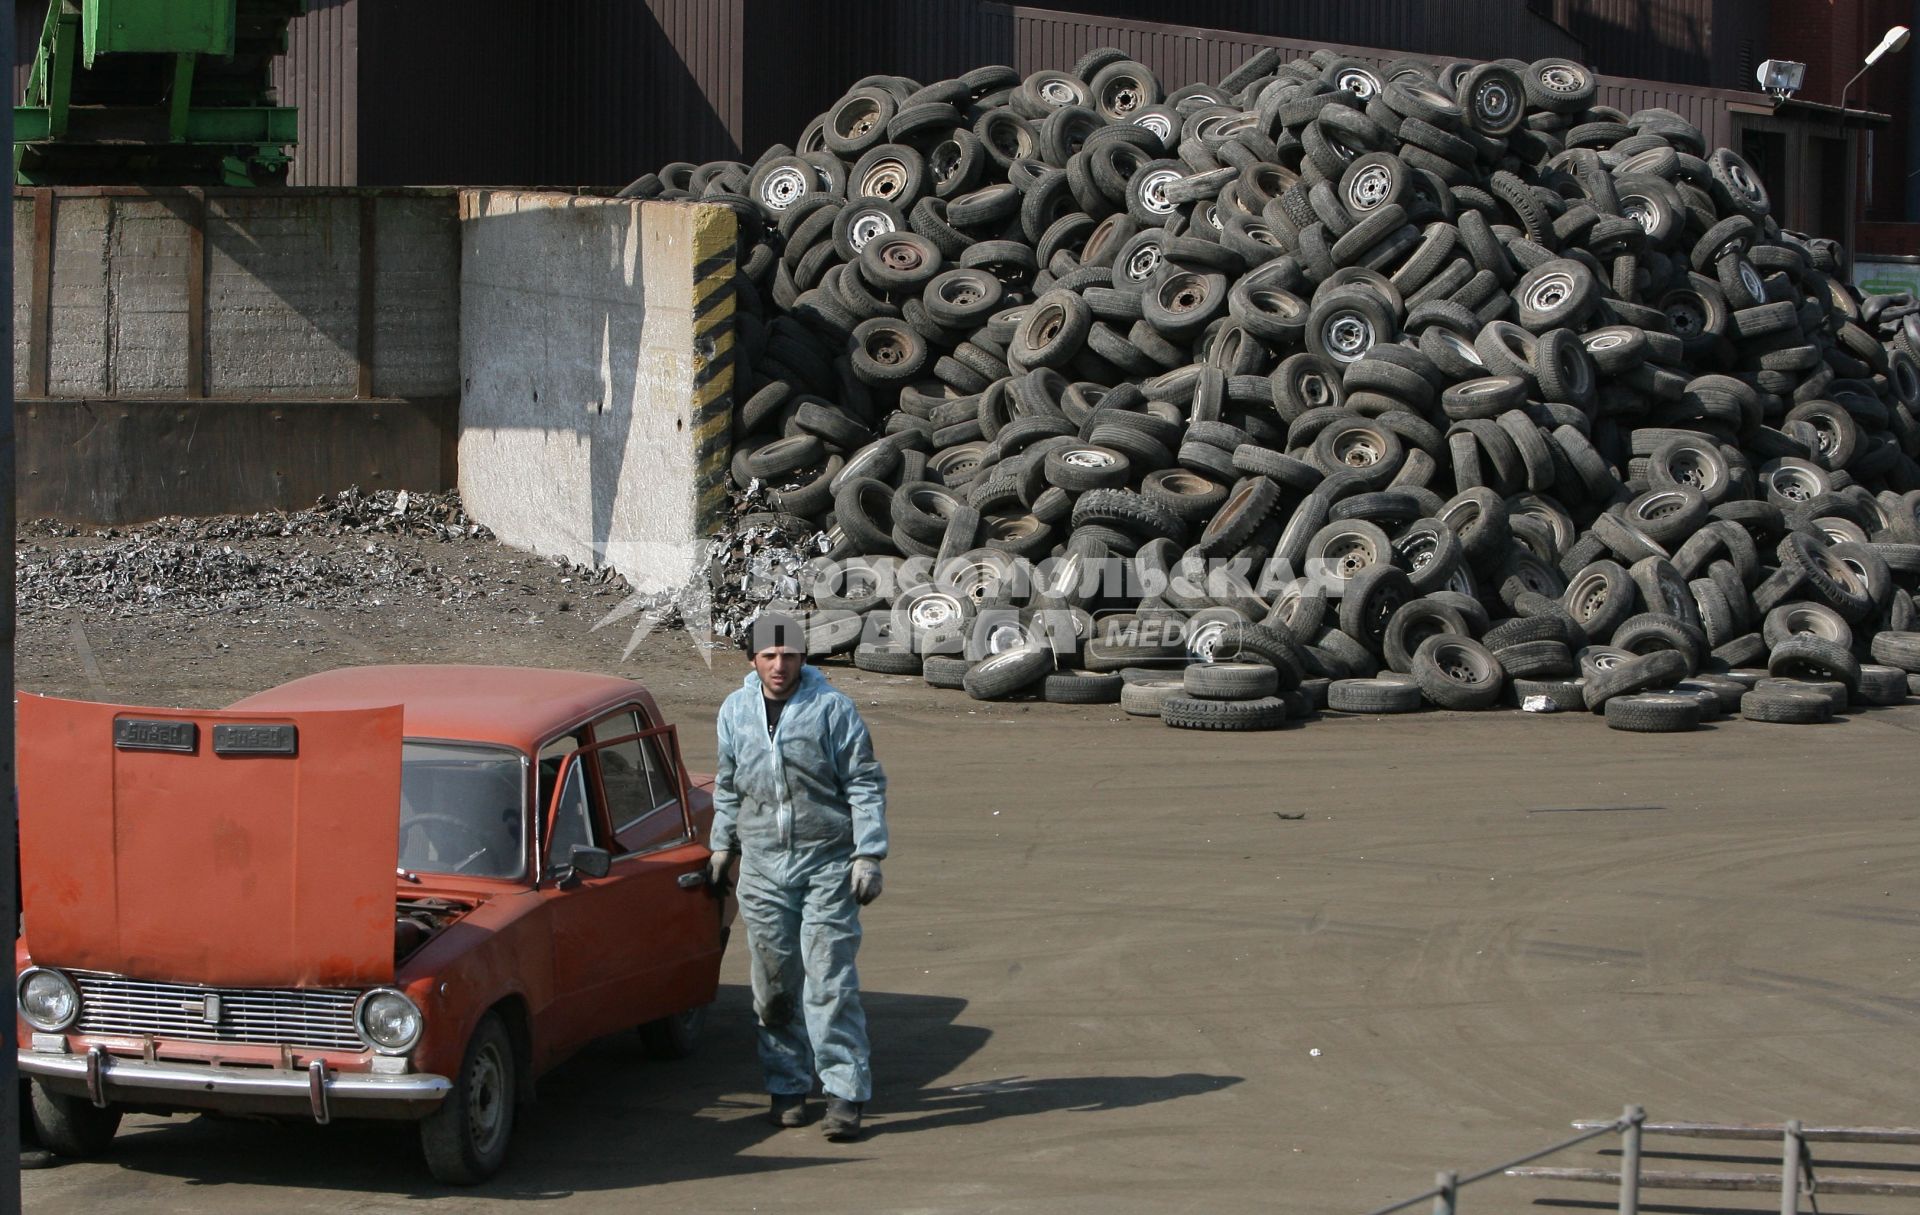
[16,0,306,186]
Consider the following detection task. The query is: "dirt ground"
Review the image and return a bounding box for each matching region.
[14,533,1920,1214]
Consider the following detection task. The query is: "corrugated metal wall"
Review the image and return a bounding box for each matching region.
[0,0,1828,195]
[352,0,748,187]
[1541,0,1771,89]
[741,0,1016,156]
[273,0,356,187]
[279,0,749,188]
[1596,74,1738,151]
[1017,1,1585,66]
[13,1,46,100]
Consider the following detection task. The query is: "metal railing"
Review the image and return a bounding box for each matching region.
[1366,1107,1920,1214]
[1364,1105,1646,1215]
[1514,1116,1920,1208]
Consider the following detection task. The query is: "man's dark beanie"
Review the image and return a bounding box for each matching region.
[744,611,806,656]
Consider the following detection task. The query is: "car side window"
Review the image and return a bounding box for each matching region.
[546,759,596,871]
[592,709,687,855]
[539,732,602,872]
[537,733,581,820]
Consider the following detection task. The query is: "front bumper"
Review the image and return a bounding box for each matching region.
[20,1045,451,1123]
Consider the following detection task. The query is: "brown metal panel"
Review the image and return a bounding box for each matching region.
[355,194,374,399]
[27,189,51,398]
[1000,0,1585,68]
[358,0,669,187]
[1541,0,1749,88]
[185,189,206,399]
[274,0,357,187]
[14,396,458,525]
[14,0,48,102]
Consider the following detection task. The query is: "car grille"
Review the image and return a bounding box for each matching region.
[71,971,366,1052]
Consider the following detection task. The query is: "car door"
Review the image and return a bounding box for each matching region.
[590,709,725,1013]
[538,714,719,1054]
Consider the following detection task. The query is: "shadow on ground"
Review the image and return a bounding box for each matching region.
[92,984,1241,1198]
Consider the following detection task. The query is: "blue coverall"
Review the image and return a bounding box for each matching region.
[711,664,888,1104]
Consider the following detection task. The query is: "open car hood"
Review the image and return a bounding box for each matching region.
[17,693,403,988]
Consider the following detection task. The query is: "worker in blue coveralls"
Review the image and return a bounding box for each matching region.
[708,612,888,1141]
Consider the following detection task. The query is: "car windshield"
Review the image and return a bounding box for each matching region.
[398,740,527,880]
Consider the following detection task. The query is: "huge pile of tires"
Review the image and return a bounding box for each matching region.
[622,48,1920,732]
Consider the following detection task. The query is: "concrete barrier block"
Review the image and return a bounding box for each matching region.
[457,191,736,594]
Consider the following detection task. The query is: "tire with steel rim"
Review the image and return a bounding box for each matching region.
[1305,290,1395,365]
[1460,64,1525,135]
[421,1012,516,1184]
[1411,633,1505,710]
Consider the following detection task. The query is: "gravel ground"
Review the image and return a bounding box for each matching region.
[13,491,672,696]
[12,490,1918,1215]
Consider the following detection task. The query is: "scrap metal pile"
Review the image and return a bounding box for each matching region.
[623,48,1920,731]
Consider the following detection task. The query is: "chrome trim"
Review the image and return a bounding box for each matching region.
[86,1045,107,1108]
[70,971,362,1051]
[20,1049,452,1119]
[308,1059,331,1125]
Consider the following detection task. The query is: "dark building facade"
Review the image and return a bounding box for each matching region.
[14,0,1918,246]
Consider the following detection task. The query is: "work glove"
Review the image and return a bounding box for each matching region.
[706,849,734,897]
[851,857,883,906]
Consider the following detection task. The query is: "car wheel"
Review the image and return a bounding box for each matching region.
[29,1081,121,1159]
[420,1012,516,1185]
[641,1004,709,1060]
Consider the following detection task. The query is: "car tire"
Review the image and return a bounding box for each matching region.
[1511,676,1587,711]
[1741,688,1833,724]
[1043,669,1124,704]
[1604,692,1702,733]
[640,1004,708,1060]
[420,1011,516,1185]
[1183,661,1280,700]
[1327,677,1423,713]
[1160,694,1289,730]
[1411,634,1505,710]
[29,1081,122,1159]
[963,643,1053,699]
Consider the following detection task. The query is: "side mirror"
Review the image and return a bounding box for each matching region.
[569,845,612,880]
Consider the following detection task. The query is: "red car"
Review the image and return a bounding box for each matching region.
[15,665,732,1183]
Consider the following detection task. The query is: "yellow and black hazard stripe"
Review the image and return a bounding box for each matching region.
[689,204,739,537]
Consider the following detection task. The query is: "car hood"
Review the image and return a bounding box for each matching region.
[17,693,403,988]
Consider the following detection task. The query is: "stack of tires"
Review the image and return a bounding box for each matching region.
[625,47,1920,729]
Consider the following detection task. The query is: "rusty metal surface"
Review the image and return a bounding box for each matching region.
[355,194,375,398]
[15,396,457,525]
[16,694,404,989]
[185,189,207,398]
[26,188,51,397]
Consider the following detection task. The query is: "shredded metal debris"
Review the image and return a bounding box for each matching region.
[16,489,625,619]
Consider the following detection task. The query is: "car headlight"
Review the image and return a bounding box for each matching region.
[355,988,423,1054]
[17,968,80,1033]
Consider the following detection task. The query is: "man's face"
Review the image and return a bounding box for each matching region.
[753,647,804,699]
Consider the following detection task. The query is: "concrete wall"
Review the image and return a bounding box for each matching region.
[13,185,737,597]
[12,188,461,400]
[456,191,736,593]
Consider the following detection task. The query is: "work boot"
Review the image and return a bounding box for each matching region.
[768,1092,808,1128]
[821,1096,863,1141]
